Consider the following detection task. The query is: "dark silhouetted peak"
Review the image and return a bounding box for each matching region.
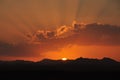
[0,60,34,65]
[101,57,118,63]
[40,59,56,63]
[12,60,33,64]
[38,59,63,65]
[74,57,99,63]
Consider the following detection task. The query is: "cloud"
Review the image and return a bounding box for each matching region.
[0,41,40,57]
[28,22,120,46]
[0,22,120,58]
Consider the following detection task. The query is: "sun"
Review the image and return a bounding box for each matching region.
[61,58,68,61]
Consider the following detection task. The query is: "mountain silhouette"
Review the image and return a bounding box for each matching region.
[0,57,120,71]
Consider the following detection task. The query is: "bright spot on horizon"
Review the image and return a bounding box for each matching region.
[61,58,68,61]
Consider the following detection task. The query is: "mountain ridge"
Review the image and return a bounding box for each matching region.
[0,57,120,71]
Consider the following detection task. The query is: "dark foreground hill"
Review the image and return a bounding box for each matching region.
[0,57,120,71]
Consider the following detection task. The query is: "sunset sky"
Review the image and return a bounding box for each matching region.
[0,0,120,61]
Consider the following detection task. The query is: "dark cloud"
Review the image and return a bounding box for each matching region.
[71,23,120,45]
[0,42,40,57]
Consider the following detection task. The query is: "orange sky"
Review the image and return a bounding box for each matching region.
[0,0,120,61]
[1,45,120,62]
[44,45,120,61]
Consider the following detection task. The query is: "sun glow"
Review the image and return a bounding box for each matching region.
[62,58,68,61]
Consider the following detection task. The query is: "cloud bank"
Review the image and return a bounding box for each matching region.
[0,22,120,59]
[28,22,120,45]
